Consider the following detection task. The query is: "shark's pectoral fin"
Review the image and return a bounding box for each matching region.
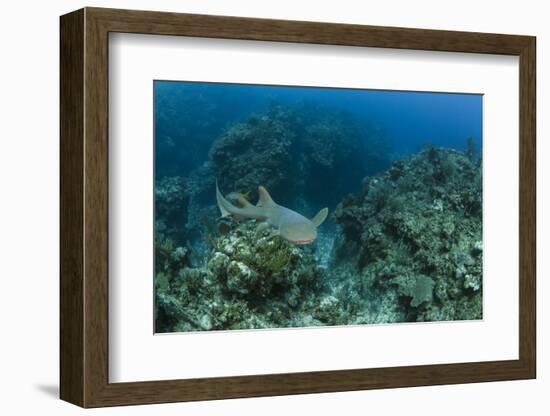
[256,221,270,235]
[218,205,231,218]
[311,208,329,227]
[266,229,280,241]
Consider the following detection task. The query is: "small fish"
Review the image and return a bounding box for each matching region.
[216,182,328,245]
[238,190,252,201]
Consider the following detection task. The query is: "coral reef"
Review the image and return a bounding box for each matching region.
[208,103,392,208]
[155,83,274,178]
[297,107,391,207]
[154,176,189,245]
[155,221,347,332]
[155,146,483,332]
[209,105,296,201]
[333,147,482,322]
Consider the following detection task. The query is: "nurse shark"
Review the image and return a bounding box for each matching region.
[216,182,328,245]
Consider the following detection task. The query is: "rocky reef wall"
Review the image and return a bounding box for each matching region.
[333,147,482,322]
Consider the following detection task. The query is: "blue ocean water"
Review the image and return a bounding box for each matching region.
[155,81,482,171]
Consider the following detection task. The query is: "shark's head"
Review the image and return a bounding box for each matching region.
[279,220,317,245]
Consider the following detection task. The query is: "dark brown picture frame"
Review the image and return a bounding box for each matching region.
[60,7,536,408]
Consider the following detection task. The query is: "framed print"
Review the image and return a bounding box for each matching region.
[60,7,536,408]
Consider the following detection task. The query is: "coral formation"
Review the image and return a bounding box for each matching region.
[155,221,342,332]
[155,82,269,178]
[297,108,391,207]
[333,147,482,322]
[208,103,391,208]
[209,105,296,200]
[155,176,189,245]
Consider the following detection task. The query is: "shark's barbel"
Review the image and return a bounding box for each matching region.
[216,182,328,245]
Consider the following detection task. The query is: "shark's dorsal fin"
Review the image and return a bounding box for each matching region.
[311,208,329,227]
[257,186,275,207]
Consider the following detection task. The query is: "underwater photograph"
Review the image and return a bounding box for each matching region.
[154,80,483,333]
